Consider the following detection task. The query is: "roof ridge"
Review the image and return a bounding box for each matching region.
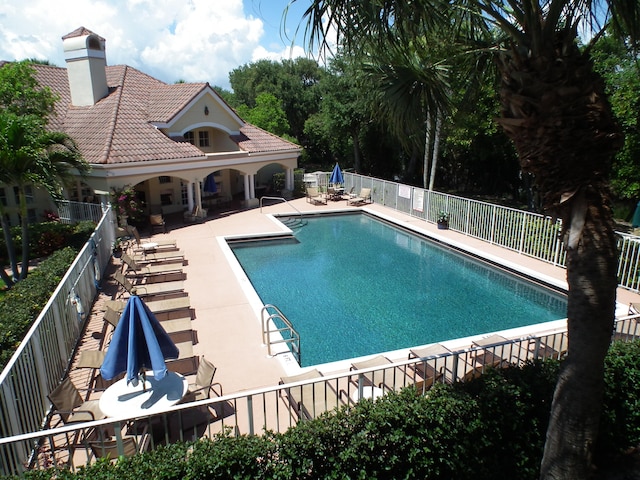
[99,66,128,163]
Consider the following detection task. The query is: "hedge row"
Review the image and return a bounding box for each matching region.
[0,247,79,370]
[0,220,96,261]
[15,341,640,480]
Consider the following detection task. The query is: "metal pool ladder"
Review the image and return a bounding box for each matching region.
[261,304,301,364]
[259,196,307,228]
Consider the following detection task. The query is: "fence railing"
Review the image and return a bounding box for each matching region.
[1,316,638,474]
[341,173,639,291]
[0,206,116,475]
[56,200,106,225]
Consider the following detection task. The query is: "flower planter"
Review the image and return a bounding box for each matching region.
[437,221,449,230]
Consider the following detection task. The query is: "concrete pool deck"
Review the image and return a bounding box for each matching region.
[78,197,640,397]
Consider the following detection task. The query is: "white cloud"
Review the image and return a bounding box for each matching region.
[0,0,312,90]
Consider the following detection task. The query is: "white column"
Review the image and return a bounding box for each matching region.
[286,168,294,191]
[249,174,255,199]
[195,180,203,209]
[186,181,194,211]
[243,175,251,201]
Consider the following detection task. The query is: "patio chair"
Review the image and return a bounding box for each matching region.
[89,425,149,460]
[350,355,417,393]
[47,377,105,426]
[347,188,371,206]
[471,334,524,367]
[114,270,185,298]
[182,356,223,403]
[149,213,167,234]
[306,187,326,205]
[127,226,177,252]
[76,351,106,370]
[104,296,193,317]
[183,205,207,223]
[528,332,568,360]
[279,369,346,420]
[131,247,185,264]
[408,343,451,390]
[121,253,184,277]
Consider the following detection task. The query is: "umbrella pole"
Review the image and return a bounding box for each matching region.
[141,370,147,392]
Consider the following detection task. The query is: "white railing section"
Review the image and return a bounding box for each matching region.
[1,318,638,474]
[340,173,639,291]
[0,207,116,475]
[56,200,106,225]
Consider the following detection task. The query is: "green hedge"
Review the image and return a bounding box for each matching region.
[0,221,95,261]
[0,247,78,370]
[14,342,640,479]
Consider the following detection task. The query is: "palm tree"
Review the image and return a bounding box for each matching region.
[294,0,640,477]
[0,112,90,287]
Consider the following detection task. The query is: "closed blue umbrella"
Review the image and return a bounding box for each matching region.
[329,163,344,186]
[204,173,217,193]
[100,296,179,387]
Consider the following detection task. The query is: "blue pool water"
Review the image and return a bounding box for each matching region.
[230,213,567,367]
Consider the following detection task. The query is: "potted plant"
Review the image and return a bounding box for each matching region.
[437,211,450,229]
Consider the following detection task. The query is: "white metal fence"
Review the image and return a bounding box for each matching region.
[1,317,638,474]
[56,200,106,225]
[341,173,639,291]
[0,206,116,475]
[1,182,640,475]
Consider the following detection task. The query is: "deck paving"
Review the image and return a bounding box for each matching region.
[72,196,640,399]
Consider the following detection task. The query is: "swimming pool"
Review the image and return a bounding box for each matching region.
[230,212,567,367]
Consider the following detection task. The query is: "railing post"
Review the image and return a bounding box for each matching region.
[247,396,254,435]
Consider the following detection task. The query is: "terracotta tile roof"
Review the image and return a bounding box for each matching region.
[232,124,300,153]
[62,27,104,41]
[147,83,208,123]
[30,62,300,165]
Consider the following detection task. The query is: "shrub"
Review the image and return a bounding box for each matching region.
[0,221,96,259]
[597,339,640,460]
[0,247,78,370]
[10,342,640,479]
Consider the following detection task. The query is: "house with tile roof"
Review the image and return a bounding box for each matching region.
[1,27,300,226]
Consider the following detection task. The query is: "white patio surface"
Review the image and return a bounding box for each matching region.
[71,196,640,398]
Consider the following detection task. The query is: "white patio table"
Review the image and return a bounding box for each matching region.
[99,371,188,418]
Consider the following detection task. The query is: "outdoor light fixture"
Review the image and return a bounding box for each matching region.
[204,106,209,115]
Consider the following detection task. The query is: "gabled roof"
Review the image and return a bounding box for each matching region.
[31,61,299,165]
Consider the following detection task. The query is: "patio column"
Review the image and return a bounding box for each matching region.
[186,181,194,211]
[286,168,294,191]
[243,175,251,201]
[195,180,203,210]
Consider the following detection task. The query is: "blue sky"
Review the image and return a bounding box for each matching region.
[0,0,316,90]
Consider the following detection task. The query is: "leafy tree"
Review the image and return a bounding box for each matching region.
[229,58,324,142]
[305,52,377,172]
[295,0,640,477]
[591,32,640,202]
[0,60,57,119]
[0,62,90,288]
[235,92,291,137]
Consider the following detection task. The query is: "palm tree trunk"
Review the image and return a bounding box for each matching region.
[423,112,432,189]
[352,125,362,173]
[540,187,618,479]
[18,189,30,280]
[428,111,443,191]
[0,204,18,286]
[494,30,622,478]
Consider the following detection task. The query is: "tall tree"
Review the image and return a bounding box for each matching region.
[591,32,640,202]
[0,62,90,287]
[294,1,640,478]
[229,57,324,142]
